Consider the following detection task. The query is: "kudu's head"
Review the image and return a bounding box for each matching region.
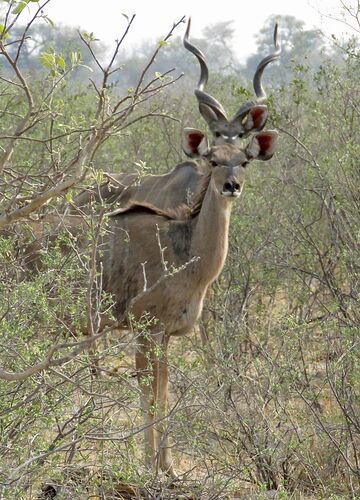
[182,127,278,199]
[183,19,280,147]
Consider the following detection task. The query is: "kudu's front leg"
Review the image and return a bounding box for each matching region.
[135,334,157,468]
[135,331,175,476]
[155,334,176,476]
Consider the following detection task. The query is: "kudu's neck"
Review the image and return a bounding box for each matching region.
[190,175,233,284]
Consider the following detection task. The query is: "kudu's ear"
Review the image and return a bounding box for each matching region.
[243,105,269,132]
[246,130,278,161]
[231,104,268,134]
[199,103,219,125]
[182,128,210,157]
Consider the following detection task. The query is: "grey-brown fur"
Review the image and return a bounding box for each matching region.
[73,161,202,213]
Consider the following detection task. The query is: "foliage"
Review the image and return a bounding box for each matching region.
[242,14,343,86]
[0,0,359,498]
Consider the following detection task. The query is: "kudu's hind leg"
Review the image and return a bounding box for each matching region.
[86,314,114,376]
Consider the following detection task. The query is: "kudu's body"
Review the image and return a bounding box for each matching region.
[100,129,278,474]
[74,160,203,211]
[73,20,280,213]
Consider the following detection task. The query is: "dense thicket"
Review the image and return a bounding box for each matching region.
[0,1,359,498]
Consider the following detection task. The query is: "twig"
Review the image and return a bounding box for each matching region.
[156,223,168,271]
[141,261,148,291]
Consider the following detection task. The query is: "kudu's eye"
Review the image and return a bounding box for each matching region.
[215,132,221,138]
[209,160,218,167]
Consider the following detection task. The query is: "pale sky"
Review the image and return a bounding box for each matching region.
[21,0,356,59]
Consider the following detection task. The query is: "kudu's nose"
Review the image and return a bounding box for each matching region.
[223,180,241,194]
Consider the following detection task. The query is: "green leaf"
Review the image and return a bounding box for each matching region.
[79,64,93,72]
[40,51,56,70]
[0,24,9,40]
[42,15,55,27]
[65,191,73,203]
[158,40,169,48]
[12,0,31,14]
[56,55,66,72]
[70,51,79,65]
[82,31,99,43]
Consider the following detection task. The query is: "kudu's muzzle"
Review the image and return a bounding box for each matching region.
[222,179,242,197]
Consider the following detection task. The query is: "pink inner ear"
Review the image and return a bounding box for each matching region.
[257,133,273,155]
[188,132,204,153]
[251,106,267,129]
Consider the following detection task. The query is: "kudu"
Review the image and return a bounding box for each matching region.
[73,20,280,213]
[100,127,278,475]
